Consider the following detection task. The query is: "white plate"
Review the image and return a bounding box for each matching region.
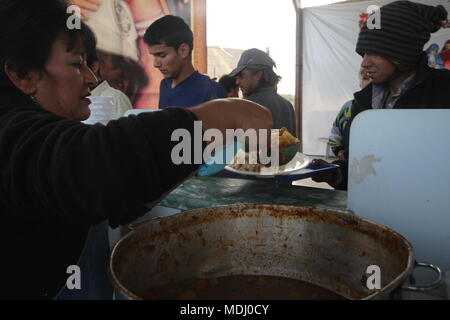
[225,152,310,177]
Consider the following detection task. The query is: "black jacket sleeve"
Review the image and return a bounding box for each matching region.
[0,105,201,228]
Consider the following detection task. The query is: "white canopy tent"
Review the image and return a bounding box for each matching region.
[299,0,450,155]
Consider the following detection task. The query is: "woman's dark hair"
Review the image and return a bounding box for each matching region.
[143,15,194,54]
[0,0,84,88]
[219,75,238,93]
[82,23,98,69]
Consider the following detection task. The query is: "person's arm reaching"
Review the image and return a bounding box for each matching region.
[143,98,273,210]
[190,98,272,135]
[1,99,271,228]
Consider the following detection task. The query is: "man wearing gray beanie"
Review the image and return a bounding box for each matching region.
[314,0,450,190]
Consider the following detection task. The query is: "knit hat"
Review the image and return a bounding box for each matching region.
[356,1,448,70]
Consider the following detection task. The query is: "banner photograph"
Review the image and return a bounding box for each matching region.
[70,0,192,108]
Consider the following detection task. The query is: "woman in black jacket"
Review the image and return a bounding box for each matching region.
[0,0,272,299]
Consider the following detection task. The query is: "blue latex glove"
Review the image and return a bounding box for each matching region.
[198,141,243,176]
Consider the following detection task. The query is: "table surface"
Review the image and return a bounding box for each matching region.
[159,176,347,211]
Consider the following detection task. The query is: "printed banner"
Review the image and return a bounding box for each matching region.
[70,0,191,108]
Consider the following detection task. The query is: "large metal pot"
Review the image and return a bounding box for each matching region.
[109,205,443,299]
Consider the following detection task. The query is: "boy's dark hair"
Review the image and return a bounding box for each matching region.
[143,15,193,54]
[219,75,238,93]
[0,0,84,88]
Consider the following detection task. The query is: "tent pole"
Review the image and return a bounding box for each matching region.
[293,1,303,150]
[191,0,207,74]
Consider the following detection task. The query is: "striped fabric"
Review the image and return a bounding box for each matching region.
[356,1,448,70]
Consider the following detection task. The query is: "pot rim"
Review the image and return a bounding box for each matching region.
[109,204,415,300]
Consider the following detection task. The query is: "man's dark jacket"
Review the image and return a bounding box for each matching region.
[247,87,297,136]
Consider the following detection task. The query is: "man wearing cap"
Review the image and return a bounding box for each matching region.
[144,15,227,108]
[314,0,450,190]
[230,48,297,136]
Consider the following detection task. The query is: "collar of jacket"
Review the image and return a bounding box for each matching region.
[249,86,277,96]
[353,53,431,113]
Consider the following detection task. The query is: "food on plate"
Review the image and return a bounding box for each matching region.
[278,127,299,150]
[277,127,300,163]
[229,128,300,172]
[228,149,264,172]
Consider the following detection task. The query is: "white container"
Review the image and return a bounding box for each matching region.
[348,109,450,274]
[83,96,116,125]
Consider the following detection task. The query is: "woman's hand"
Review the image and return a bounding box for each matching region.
[68,0,102,20]
[189,98,273,148]
[145,99,272,209]
[191,98,273,150]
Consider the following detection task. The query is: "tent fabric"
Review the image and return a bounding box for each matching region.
[302,0,450,155]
